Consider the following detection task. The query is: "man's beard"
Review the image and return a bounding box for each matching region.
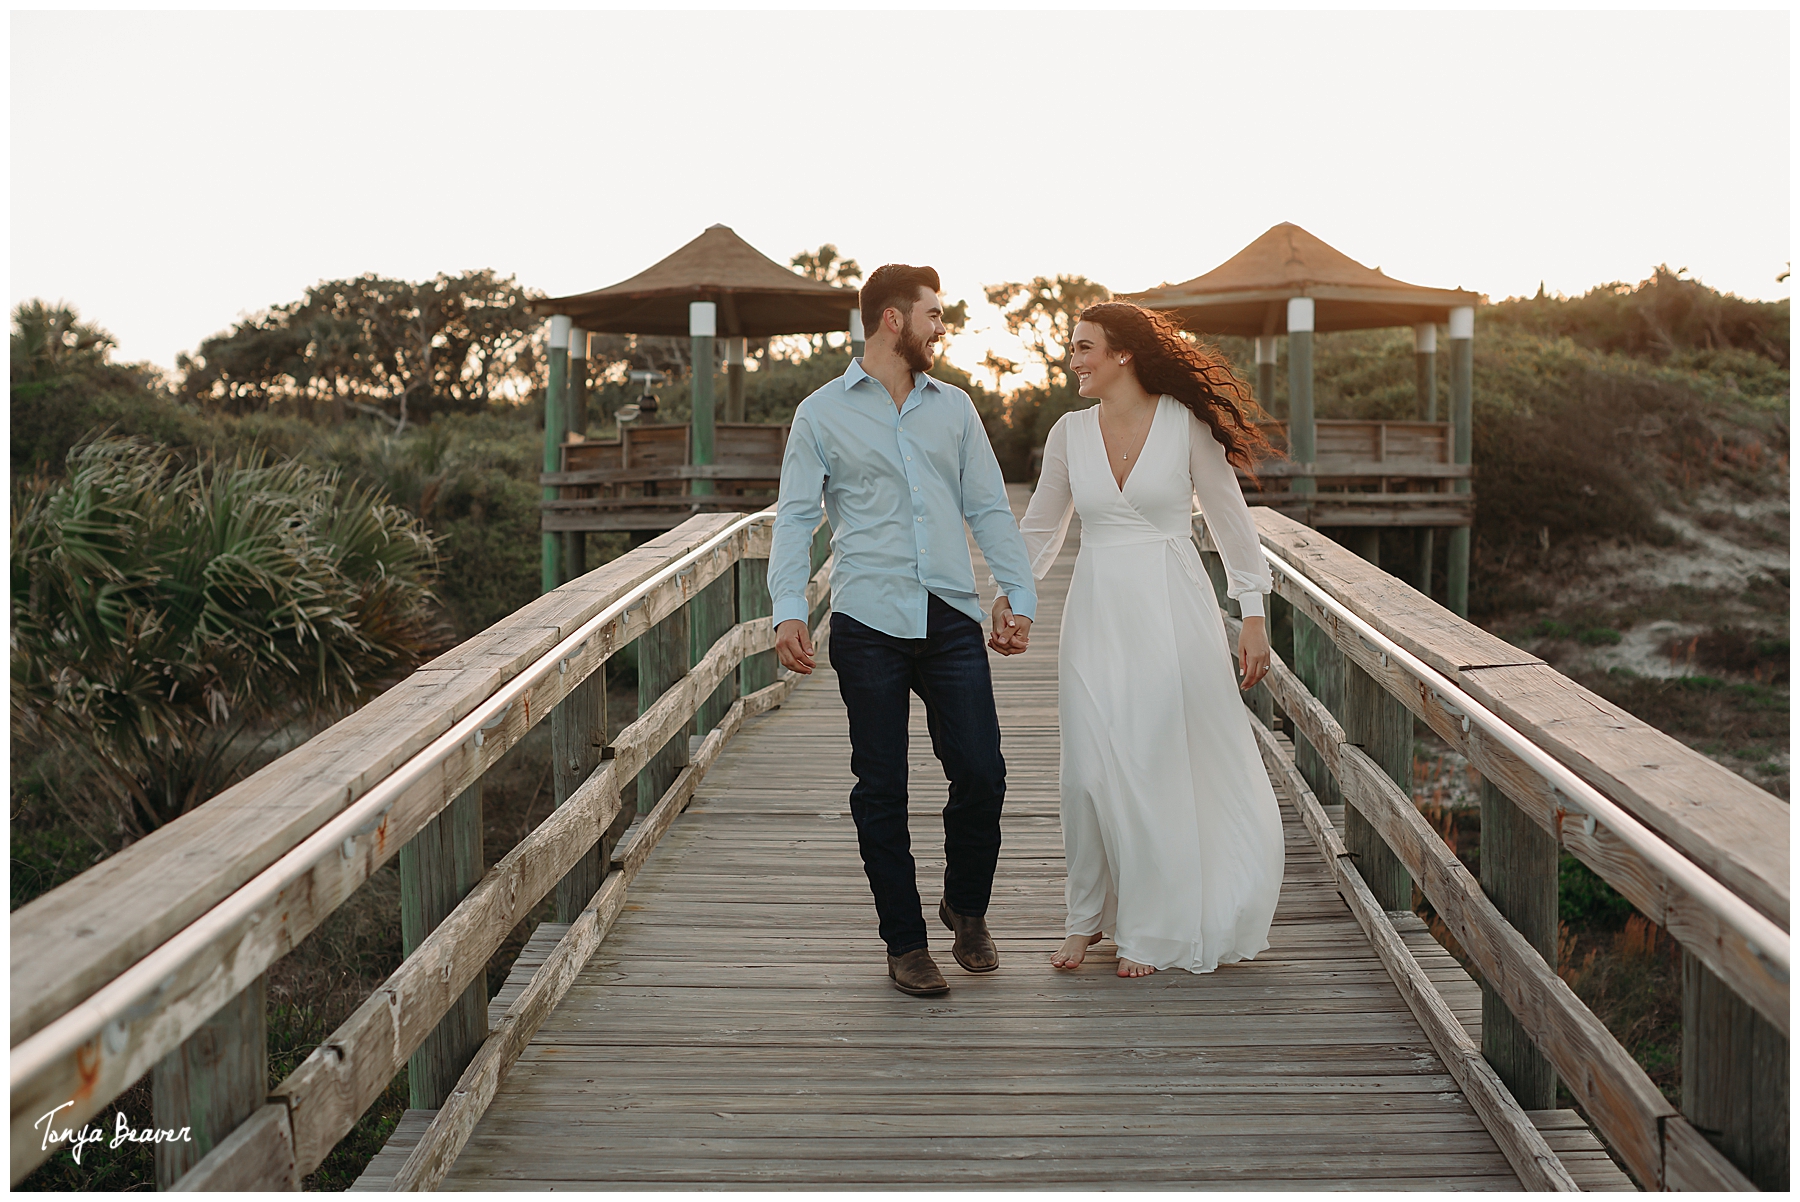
[898,322,936,374]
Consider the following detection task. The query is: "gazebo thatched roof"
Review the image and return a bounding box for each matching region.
[1127,223,1485,335]
[530,224,861,337]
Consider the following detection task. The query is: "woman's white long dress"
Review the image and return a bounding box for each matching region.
[1019,396,1285,973]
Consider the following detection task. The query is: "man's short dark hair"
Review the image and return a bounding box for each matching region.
[860,264,941,338]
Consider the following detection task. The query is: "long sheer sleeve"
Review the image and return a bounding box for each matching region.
[991,414,1075,605]
[1189,412,1272,619]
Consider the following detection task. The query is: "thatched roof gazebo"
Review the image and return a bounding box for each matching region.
[530,224,862,339]
[531,225,863,590]
[1128,223,1486,614]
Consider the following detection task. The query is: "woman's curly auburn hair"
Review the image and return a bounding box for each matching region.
[1076,302,1275,474]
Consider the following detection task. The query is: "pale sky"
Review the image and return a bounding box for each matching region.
[10,9,1791,387]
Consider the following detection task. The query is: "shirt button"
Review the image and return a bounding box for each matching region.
[913,486,919,492]
[917,517,923,522]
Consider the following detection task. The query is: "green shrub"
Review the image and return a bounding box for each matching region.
[1579,627,1623,646]
[12,437,444,835]
[1560,852,1635,928]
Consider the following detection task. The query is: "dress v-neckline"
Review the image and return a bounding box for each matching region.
[1099,397,1161,494]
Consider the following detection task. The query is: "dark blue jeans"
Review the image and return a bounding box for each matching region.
[830,595,1006,956]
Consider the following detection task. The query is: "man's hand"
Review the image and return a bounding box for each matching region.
[988,597,1033,656]
[1238,615,1271,691]
[775,618,815,675]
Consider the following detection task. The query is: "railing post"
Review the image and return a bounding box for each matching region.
[1445,306,1473,617]
[691,567,738,735]
[398,783,485,1110]
[1289,610,1341,809]
[561,328,588,584]
[553,668,610,922]
[1412,322,1437,598]
[737,554,777,695]
[638,604,691,813]
[1682,953,1789,1189]
[542,315,569,595]
[1479,779,1559,1109]
[152,974,267,1188]
[1343,661,1413,912]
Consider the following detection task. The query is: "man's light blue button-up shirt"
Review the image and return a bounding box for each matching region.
[768,359,1037,640]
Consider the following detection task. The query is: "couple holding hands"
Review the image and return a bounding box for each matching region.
[767,264,1284,996]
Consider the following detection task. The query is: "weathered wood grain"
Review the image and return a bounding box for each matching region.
[1211,529,1788,1033]
[1251,722,1577,1191]
[9,516,771,1179]
[1266,640,1749,1190]
[167,1102,296,1192]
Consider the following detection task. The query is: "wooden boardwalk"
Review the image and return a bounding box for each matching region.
[356,494,1632,1191]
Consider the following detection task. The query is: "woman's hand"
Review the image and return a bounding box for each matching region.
[1237,615,1271,691]
[989,596,1032,655]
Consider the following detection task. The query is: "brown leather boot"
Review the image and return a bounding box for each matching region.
[939,898,999,973]
[887,948,949,996]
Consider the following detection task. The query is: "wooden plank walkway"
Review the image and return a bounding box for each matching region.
[356,490,1632,1191]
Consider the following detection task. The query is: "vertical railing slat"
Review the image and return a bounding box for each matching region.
[1683,953,1789,1189]
[398,783,486,1110]
[1342,661,1413,912]
[153,974,268,1188]
[637,606,691,814]
[691,569,737,736]
[1479,780,1559,1109]
[737,555,777,696]
[553,670,611,923]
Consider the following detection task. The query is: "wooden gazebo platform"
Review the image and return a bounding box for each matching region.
[1131,223,1486,611]
[532,225,859,566]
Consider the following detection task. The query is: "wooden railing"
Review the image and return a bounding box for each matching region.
[1197,509,1789,1191]
[10,510,833,1188]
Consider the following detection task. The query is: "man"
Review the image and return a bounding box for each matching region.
[768,264,1036,997]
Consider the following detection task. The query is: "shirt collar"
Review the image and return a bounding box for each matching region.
[843,357,944,396]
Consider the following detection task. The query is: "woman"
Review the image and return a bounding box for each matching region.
[992,302,1285,977]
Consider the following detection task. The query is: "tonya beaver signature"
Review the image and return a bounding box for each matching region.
[34,1100,192,1166]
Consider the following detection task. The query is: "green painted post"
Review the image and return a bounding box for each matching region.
[553,669,608,922]
[562,327,588,584]
[1413,322,1438,597]
[1446,307,1474,617]
[1255,335,1278,419]
[690,302,716,498]
[1683,953,1790,1189]
[152,975,267,1187]
[849,309,865,361]
[542,315,569,594]
[397,783,485,1109]
[737,555,777,695]
[1344,661,1413,911]
[1286,298,1315,497]
[638,605,690,814]
[725,336,747,423]
[691,569,737,736]
[1480,779,1559,1109]
[1290,610,1342,809]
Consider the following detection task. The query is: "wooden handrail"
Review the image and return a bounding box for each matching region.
[1195,509,1789,1029]
[1196,508,1786,1189]
[9,510,799,1184]
[542,463,782,487]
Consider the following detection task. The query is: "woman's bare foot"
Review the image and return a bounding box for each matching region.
[1050,933,1103,969]
[1117,957,1158,978]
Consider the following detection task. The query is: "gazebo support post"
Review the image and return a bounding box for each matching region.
[1446,306,1473,617]
[562,328,588,583]
[1285,298,1315,497]
[690,302,716,497]
[725,337,746,423]
[849,310,865,361]
[1255,336,1278,418]
[541,315,570,595]
[1413,323,1438,597]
